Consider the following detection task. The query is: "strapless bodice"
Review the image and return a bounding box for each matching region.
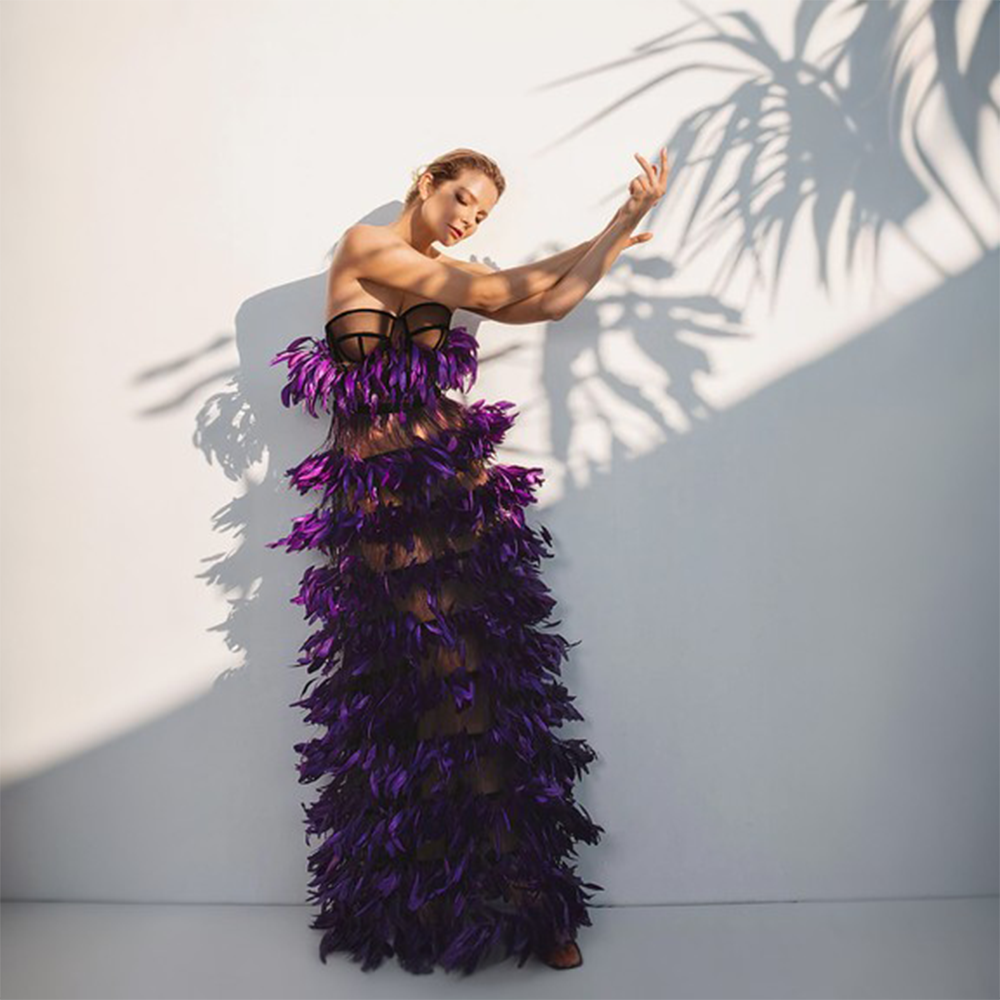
[324,301,453,363]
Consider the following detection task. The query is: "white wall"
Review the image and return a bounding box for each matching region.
[2,0,997,907]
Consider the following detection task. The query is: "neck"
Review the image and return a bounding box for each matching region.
[388,208,435,255]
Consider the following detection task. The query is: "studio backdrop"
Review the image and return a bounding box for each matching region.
[2,0,997,912]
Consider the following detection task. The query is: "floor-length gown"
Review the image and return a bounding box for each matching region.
[268,301,604,975]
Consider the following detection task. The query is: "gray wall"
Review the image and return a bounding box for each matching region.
[2,0,997,910]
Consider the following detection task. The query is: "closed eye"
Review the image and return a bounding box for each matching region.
[457,194,486,223]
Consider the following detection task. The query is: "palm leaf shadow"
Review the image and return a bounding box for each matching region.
[534,0,998,305]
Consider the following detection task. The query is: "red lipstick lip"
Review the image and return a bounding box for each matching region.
[449,225,462,238]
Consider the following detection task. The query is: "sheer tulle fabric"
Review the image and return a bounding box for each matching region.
[269,315,604,975]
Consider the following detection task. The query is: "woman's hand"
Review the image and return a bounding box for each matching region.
[616,147,670,245]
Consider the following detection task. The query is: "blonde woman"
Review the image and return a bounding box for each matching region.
[271,145,668,975]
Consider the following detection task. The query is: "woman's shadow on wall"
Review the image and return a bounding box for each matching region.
[2,0,996,917]
[3,221,994,911]
[0,182,727,905]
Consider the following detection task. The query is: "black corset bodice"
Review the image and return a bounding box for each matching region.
[324,301,453,364]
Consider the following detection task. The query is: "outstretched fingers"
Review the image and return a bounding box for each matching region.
[618,145,671,241]
[655,146,669,194]
[634,151,656,190]
[635,147,668,187]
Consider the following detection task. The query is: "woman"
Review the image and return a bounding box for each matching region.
[270,146,668,975]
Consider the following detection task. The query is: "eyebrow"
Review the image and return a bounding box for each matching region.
[458,186,489,216]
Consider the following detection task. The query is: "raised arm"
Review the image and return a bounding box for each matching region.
[340,225,589,314]
[449,149,668,324]
[452,240,596,325]
[457,212,647,324]
[537,147,669,321]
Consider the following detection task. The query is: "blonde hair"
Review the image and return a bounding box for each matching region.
[404,147,505,210]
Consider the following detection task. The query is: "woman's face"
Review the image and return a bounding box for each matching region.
[421,169,499,245]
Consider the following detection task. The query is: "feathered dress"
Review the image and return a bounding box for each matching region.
[268,301,604,976]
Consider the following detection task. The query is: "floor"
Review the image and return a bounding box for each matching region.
[1,897,996,999]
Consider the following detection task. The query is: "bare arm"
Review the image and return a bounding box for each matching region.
[537,147,670,320]
[536,214,639,320]
[453,239,598,325]
[454,210,652,324]
[455,213,639,323]
[342,225,603,313]
[345,140,667,320]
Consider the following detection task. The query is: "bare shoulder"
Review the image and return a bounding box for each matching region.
[342,223,396,251]
[340,226,496,285]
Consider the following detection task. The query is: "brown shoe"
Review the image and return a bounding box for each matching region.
[540,938,583,969]
[505,879,584,969]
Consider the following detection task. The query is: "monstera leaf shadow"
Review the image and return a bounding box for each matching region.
[532,254,748,489]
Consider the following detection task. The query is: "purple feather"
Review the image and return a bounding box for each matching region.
[271,320,604,975]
